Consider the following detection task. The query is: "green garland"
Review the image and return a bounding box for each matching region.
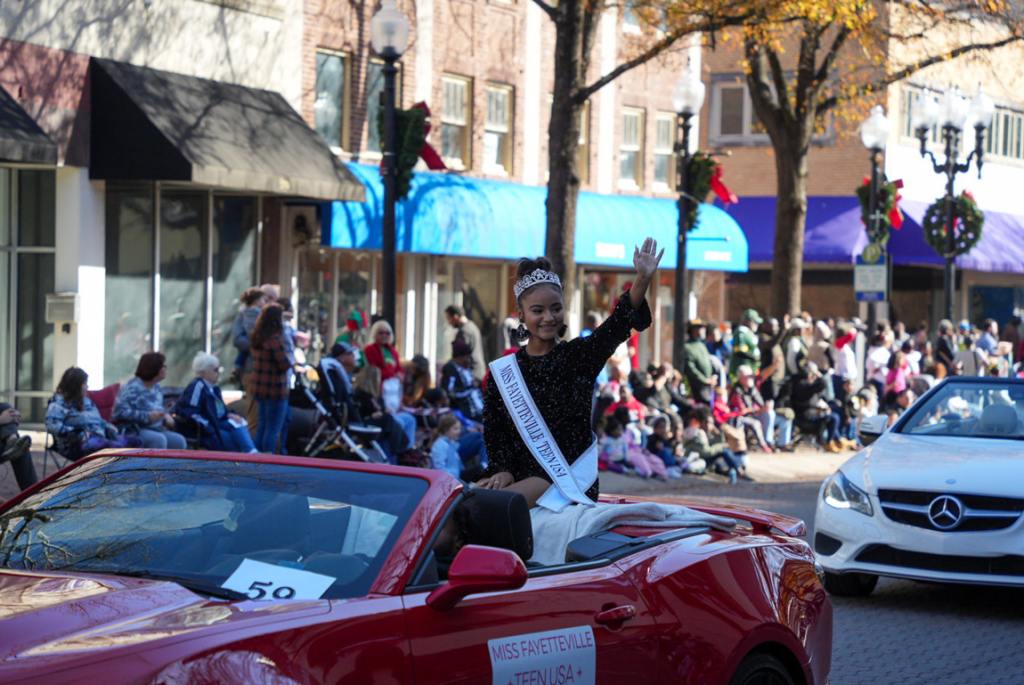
[855,179,899,245]
[683,152,717,230]
[376,107,427,200]
[922,191,984,258]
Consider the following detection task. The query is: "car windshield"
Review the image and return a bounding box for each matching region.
[899,381,1024,440]
[0,456,428,600]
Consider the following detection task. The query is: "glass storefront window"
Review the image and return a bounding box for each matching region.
[437,261,501,364]
[159,192,207,386]
[211,196,257,373]
[18,170,55,247]
[15,253,54,419]
[298,249,334,364]
[104,186,154,386]
[0,168,9,246]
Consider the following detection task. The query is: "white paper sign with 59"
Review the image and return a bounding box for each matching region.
[221,559,335,600]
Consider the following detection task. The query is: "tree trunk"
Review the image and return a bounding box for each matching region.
[543,0,594,316]
[770,144,809,318]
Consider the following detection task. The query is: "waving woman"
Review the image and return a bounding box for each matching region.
[480,238,662,509]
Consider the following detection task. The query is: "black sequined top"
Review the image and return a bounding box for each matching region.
[483,294,652,499]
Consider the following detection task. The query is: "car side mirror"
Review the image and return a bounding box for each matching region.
[426,545,527,611]
[858,414,888,446]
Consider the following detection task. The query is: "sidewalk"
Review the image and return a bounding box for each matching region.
[0,435,853,503]
[598,446,850,496]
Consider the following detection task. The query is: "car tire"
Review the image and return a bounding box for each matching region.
[729,652,796,685]
[823,571,878,597]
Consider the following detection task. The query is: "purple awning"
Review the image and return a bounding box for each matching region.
[721,196,1024,274]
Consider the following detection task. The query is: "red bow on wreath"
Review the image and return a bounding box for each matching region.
[710,165,739,205]
[411,102,447,171]
[861,176,904,230]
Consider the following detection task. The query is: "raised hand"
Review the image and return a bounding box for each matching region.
[633,237,665,280]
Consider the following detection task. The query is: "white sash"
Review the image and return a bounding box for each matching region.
[489,354,597,512]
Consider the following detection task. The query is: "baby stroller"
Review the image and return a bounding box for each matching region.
[296,374,388,463]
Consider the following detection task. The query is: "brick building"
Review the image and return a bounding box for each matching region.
[697,17,1024,328]
[297,0,749,373]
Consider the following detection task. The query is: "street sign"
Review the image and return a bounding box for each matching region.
[854,253,888,302]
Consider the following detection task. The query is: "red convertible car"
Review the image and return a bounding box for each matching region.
[0,451,831,684]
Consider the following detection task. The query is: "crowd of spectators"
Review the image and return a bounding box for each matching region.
[15,279,1023,494]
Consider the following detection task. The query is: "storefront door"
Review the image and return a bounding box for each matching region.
[0,168,56,422]
[437,261,502,365]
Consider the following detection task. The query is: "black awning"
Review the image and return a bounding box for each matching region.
[88,58,364,202]
[0,85,58,165]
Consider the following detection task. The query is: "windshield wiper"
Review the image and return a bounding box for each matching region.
[65,567,247,601]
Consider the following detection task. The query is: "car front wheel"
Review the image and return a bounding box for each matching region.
[823,571,878,597]
[729,652,796,685]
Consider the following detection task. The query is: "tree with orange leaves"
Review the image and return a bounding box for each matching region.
[738,0,1023,316]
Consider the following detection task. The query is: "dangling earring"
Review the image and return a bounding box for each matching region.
[516,321,530,342]
[557,324,568,339]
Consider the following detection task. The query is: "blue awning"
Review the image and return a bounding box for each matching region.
[720,195,1024,274]
[574,191,748,271]
[323,164,749,272]
[323,163,546,259]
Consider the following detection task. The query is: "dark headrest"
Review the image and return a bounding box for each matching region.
[458,489,534,562]
[980,404,1017,434]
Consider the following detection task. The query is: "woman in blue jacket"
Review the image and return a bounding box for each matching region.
[174,352,257,453]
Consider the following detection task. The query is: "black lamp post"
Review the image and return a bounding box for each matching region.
[913,87,994,322]
[370,0,410,330]
[671,65,706,372]
[859,105,891,337]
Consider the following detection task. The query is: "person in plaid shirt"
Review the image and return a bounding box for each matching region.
[249,303,293,453]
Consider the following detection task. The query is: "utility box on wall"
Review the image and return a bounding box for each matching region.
[45,292,81,325]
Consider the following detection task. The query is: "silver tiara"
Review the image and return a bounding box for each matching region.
[514,269,562,299]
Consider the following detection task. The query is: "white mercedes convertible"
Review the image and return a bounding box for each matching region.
[814,376,1024,596]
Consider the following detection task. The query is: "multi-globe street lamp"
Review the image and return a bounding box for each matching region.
[859,104,891,337]
[913,86,994,321]
[671,64,706,371]
[370,0,410,329]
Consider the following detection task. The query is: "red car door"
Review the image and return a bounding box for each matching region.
[402,561,661,684]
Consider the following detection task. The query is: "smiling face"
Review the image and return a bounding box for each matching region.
[518,284,564,342]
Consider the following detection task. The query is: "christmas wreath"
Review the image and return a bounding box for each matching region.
[922,191,984,258]
[683,152,737,230]
[856,177,903,244]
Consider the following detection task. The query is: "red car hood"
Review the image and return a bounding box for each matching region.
[0,568,324,663]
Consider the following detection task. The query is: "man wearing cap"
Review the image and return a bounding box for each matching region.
[684,320,715,404]
[729,308,763,378]
[318,342,361,425]
[441,339,485,420]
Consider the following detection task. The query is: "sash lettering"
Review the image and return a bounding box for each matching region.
[490,355,597,512]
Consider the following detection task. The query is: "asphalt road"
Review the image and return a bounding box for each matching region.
[602,474,1024,685]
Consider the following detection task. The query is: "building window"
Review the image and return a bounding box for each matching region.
[653,113,675,190]
[619,107,645,189]
[442,75,473,169]
[314,51,346,150]
[484,84,513,174]
[903,86,1024,161]
[709,80,768,145]
[366,60,402,155]
[578,101,591,184]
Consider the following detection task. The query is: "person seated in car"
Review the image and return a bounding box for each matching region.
[46,367,142,460]
[174,352,257,453]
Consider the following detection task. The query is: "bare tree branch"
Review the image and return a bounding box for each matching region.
[819,33,1024,112]
[530,0,559,21]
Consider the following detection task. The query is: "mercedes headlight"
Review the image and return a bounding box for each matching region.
[823,471,873,516]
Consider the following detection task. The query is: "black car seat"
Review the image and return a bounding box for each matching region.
[458,488,534,563]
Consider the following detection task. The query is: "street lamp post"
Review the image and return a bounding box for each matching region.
[859,105,891,337]
[370,0,410,330]
[913,87,994,322]
[671,65,706,372]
